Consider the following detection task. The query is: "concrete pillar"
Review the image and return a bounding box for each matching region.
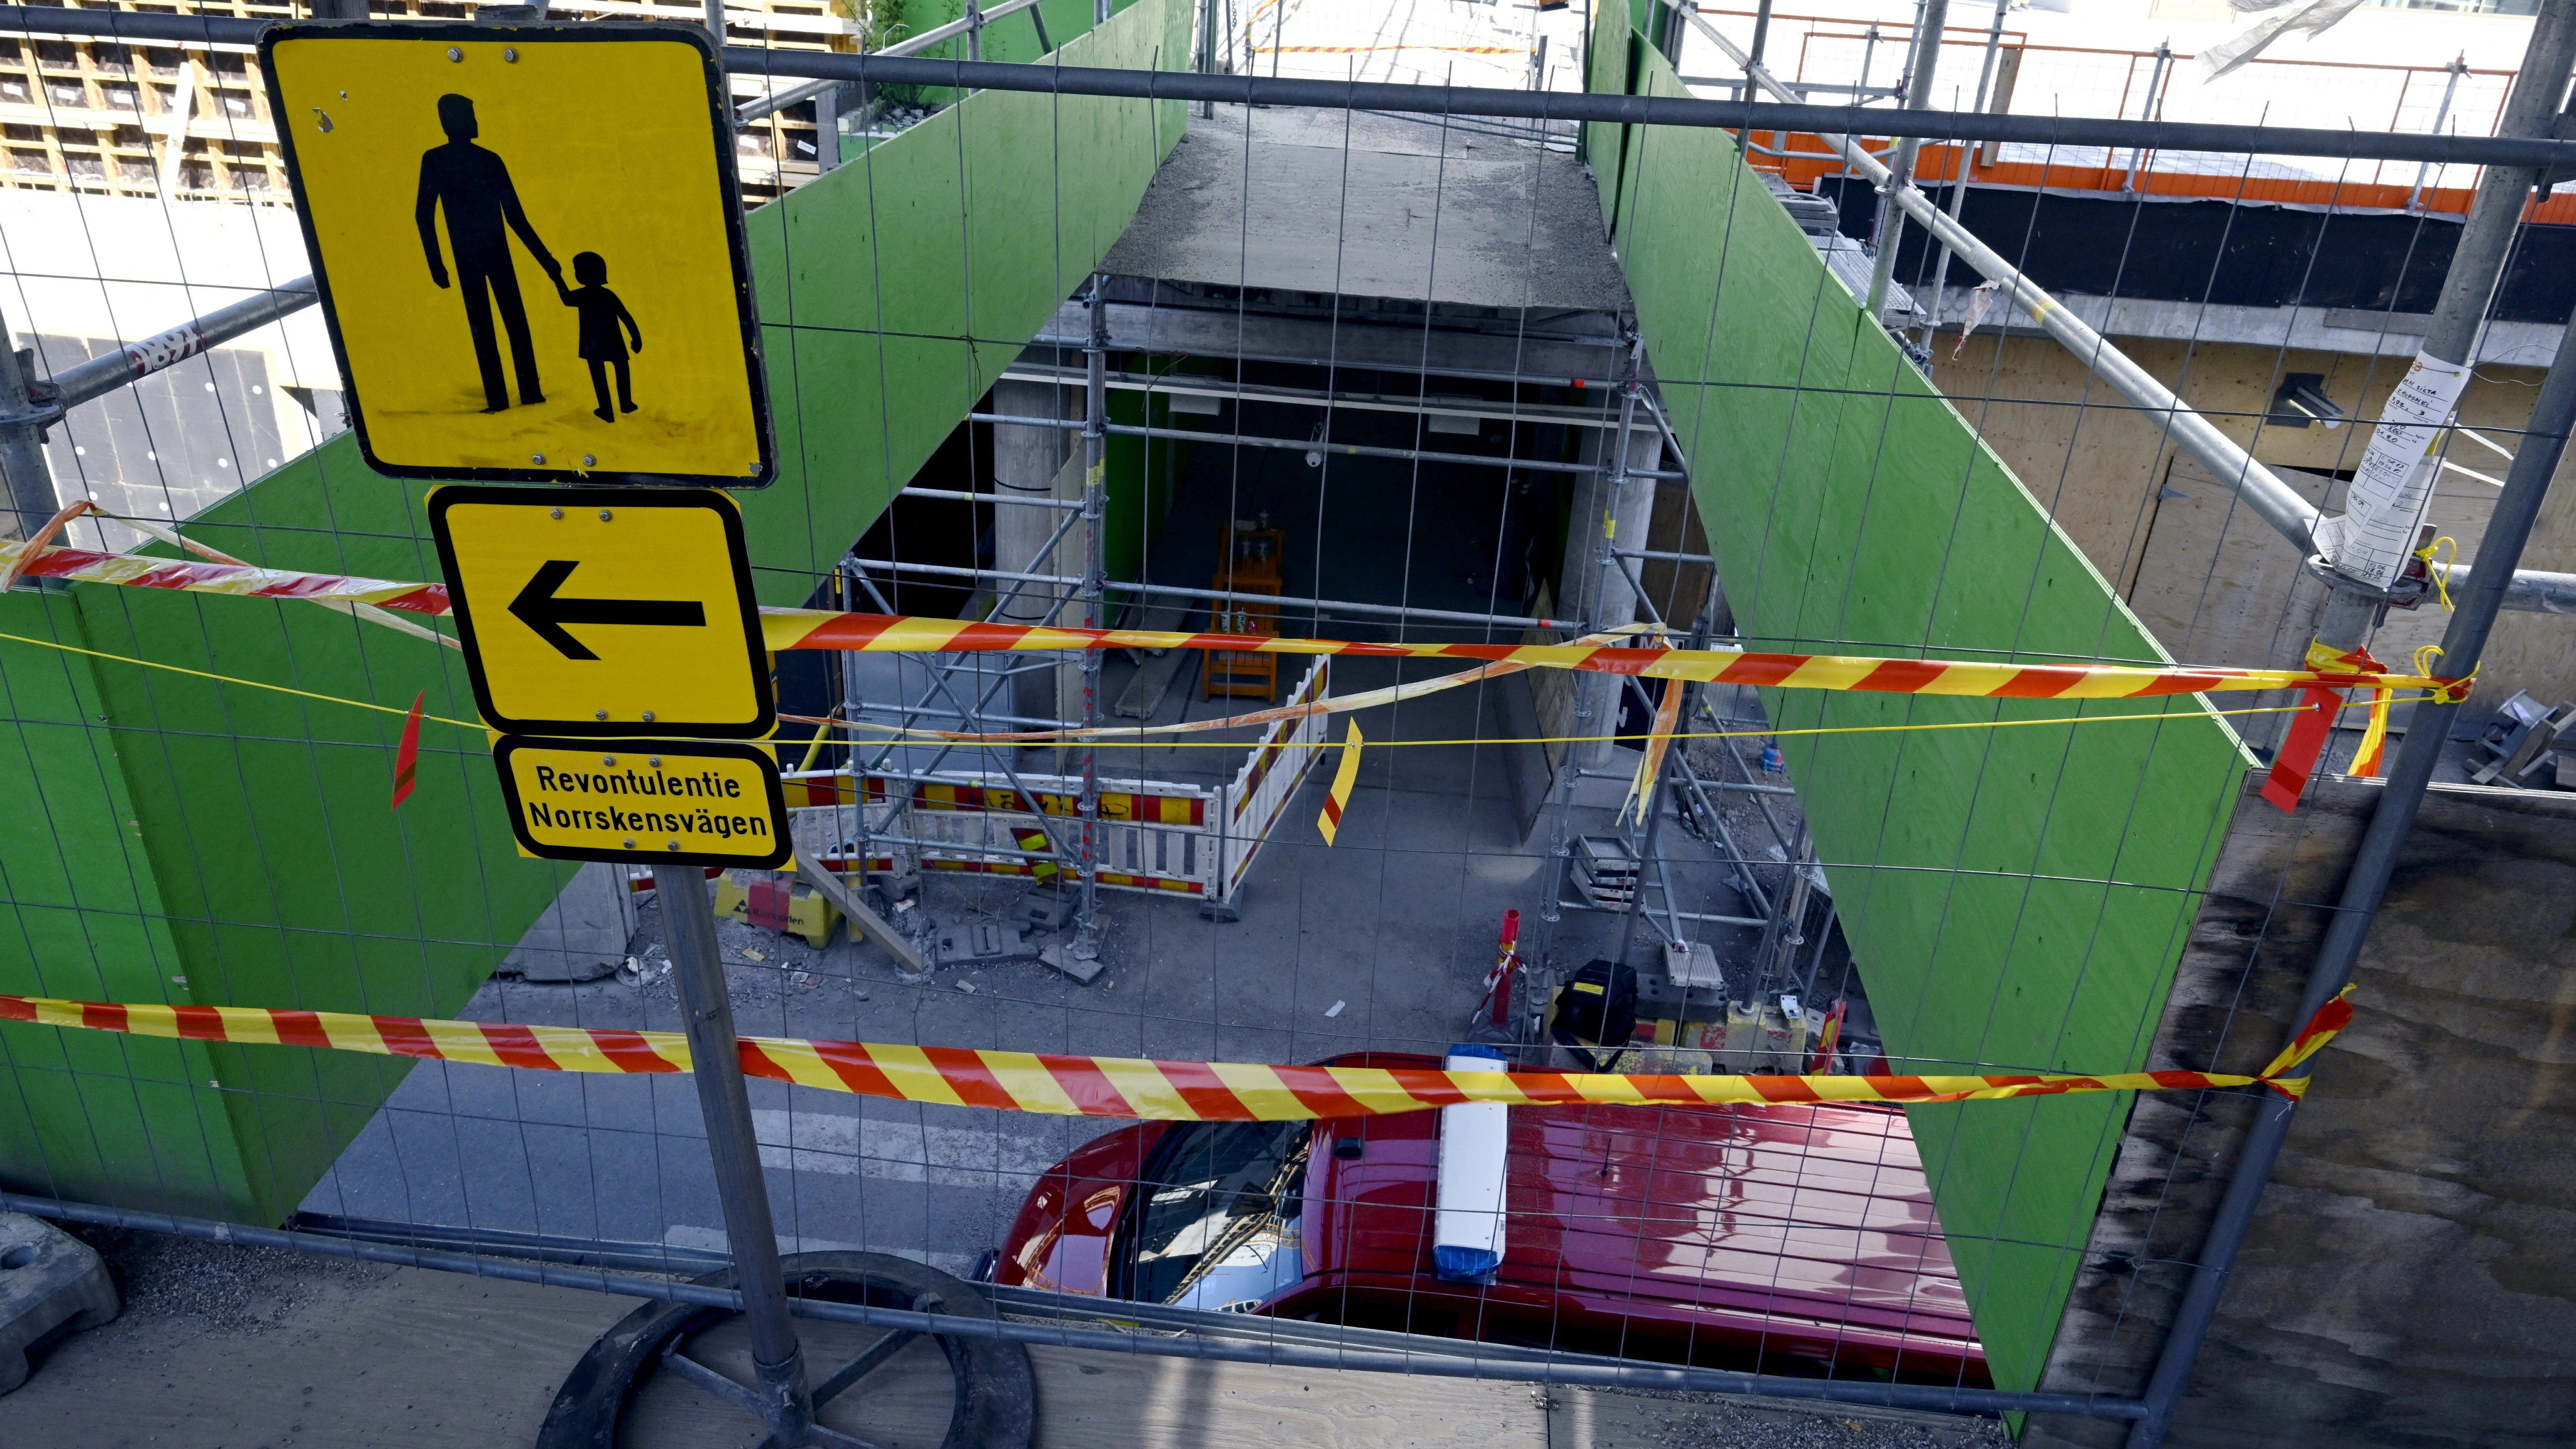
[991,378,1081,724]
[1560,422,1661,768]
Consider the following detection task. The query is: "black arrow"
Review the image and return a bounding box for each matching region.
[508,559,706,661]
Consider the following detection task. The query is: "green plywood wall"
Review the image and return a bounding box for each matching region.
[1587,24,2251,1395]
[894,0,1125,89]
[0,0,1189,1224]
[0,591,252,1221]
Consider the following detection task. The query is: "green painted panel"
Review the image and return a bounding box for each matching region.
[1583,1,1630,228]
[4,0,1190,1223]
[887,0,1127,104]
[60,568,568,1222]
[0,590,252,1219]
[1106,359,1194,605]
[1591,47,2248,1393]
[727,0,1186,601]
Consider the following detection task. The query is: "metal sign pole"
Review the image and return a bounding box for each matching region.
[656,862,816,1443]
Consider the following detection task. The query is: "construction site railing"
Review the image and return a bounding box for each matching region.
[0,1189,2152,1420]
[1657,0,2576,617]
[0,7,2565,167]
[2,0,2571,612]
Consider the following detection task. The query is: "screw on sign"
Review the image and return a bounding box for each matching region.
[260,23,771,487]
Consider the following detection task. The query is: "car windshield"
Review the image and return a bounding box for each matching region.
[1128,1119,1311,1307]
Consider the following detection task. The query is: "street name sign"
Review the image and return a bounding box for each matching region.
[263,24,773,487]
[430,486,772,738]
[493,737,791,868]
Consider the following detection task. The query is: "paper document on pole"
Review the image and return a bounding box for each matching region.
[2314,350,2471,588]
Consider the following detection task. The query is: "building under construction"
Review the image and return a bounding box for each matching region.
[2,2,2573,1447]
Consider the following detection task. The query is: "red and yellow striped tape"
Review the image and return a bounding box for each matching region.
[1317,720,1363,845]
[0,990,2352,1118]
[1,538,450,614]
[0,540,2469,703]
[756,611,2465,701]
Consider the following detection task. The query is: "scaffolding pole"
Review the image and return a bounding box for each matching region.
[997,363,1626,430]
[1862,0,1948,322]
[1198,0,1218,119]
[967,410,1687,479]
[840,562,1084,869]
[1074,277,1108,960]
[846,557,1578,632]
[1914,0,2007,354]
[2405,56,2471,214]
[1572,336,1648,770]
[2307,3,2576,656]
[0,278,317,539]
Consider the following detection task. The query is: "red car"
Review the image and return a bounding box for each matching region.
[997,1053,1989,1385]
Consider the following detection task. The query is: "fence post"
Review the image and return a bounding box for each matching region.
[655,863,816,1443]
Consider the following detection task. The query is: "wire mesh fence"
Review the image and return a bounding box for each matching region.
[1,0,2571,1444]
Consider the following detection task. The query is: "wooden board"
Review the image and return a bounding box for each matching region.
[1031,1345,1547,1449]
[1551,1386,1995,1446]
[3,1253,635,1448]
[1113,605,1200,719]
[1522,583,1575,774]
[2125,456,2496,676]
[2023,769,2353,1449]
[2028,775,2576,1449]
[1637,477,1715,628]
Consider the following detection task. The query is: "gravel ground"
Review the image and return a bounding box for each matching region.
[64,1223,388,1338]
[1585,1386,2010,1449]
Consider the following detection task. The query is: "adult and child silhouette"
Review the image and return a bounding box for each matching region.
[413,94,641,424]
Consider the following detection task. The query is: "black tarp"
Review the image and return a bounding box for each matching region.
[1818,178,2576,325]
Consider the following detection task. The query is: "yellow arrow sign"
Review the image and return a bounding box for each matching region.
[430,486,772,738]
[493,737,791,868]
[263,24,771,487]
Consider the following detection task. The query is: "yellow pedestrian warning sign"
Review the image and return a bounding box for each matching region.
[262,24,772,488]
[430,486,773,738]
[493,737,791,868]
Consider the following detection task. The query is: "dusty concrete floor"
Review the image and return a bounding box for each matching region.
[302,657,1755,1275]
[1101,104,1629,312]
[6,1225,2007,1449]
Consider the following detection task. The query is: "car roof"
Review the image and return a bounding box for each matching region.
[1305,1093,1978,1354]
